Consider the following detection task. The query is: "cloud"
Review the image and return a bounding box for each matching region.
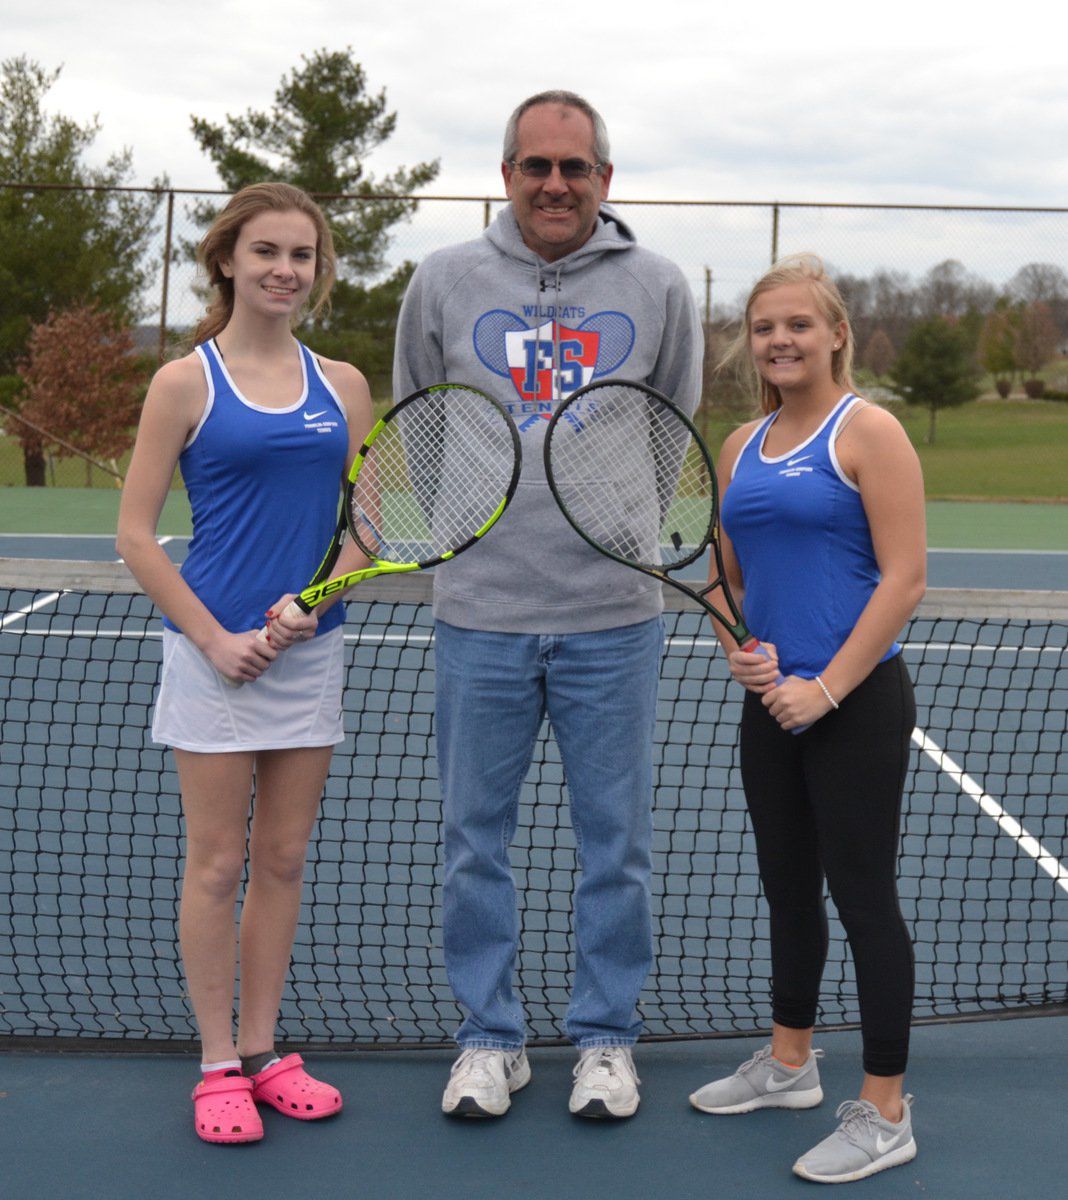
[6,0,1065,303]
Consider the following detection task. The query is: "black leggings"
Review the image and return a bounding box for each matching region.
[740,654,916,1077]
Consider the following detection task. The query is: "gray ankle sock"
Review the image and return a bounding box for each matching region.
[242,1050,281,1076]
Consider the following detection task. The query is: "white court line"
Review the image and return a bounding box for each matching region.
[0,627,437,645]
[3,534,1064,554]
[1,539,173,632]
[928,547,1068,556]
[0,532,190,540]
[1,626,709,649]
[6,630,1064,659]
[903,642,1064,656]
[0,591,63,629]
[912,727,1068,897]
[7,613,1067,901]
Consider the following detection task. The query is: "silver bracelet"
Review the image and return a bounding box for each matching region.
[815,675,839,710]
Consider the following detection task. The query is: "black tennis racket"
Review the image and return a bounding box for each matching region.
[228,382,521,685]
[543,378,798,721]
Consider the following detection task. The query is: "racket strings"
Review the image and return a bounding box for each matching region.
[350,387,516,564]
[548,385,715,570]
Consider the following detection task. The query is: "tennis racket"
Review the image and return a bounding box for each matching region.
[543,378,802,729]
[227,382,521,686]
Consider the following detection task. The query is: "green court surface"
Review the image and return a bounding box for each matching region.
[0,487,192,536]
[2,488,1066,550]
[925,500,1067,551]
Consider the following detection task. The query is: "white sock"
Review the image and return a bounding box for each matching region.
[201,1058,242,1075]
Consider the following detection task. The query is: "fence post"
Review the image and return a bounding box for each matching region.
[158,189,175,365]
[770,202,780,265]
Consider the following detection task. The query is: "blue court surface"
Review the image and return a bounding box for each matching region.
[0,532,1065,589]
[0,1012,1060,1200]
[2,1017,1066,1200]
[1,536,1066,1198]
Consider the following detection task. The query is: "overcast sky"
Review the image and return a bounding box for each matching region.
[6,1,1066,309]
[8,0,1066,204]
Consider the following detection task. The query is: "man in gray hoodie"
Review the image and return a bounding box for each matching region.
[394,89,703,1121]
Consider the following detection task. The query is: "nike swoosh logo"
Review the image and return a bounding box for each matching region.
[875,1132,900,1153]
[786,454,812,466]
[765,1075,801,1092]
[304,409,328,420]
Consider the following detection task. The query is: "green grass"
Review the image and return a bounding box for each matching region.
[697,397,1068,502]
[895,399,1068,501]
[6,398,1068,502]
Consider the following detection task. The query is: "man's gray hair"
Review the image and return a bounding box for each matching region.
[502,90,611,165]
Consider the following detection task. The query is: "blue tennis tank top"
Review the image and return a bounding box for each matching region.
[163,339,348,637]
[720,394,900,679]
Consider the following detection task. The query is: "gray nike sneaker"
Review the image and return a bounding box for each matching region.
[792,1094,917,1183]
[689,1044,824,1114]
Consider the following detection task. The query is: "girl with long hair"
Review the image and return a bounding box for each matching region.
[689,255,926,1184]
[118,182,372,1143]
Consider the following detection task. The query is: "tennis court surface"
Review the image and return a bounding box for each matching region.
[2,558,1065,1197]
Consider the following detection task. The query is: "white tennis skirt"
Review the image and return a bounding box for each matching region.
[151,626,346,753]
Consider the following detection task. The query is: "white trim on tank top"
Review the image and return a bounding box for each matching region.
[757,392,857,463]
[206,337,310,414]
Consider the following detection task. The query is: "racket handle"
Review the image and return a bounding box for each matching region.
[739,637,808,735]
[739,636,784,684]
[220,598,307,690]
[255,598,305,644]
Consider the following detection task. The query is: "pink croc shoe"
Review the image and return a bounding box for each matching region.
[193,1071,264,1144]
[250,1053,343,1120]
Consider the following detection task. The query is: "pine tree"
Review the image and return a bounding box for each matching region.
[189,49,440,389]
[891,317,981,444]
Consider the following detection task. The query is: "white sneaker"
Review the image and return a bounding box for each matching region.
[569,1046,640,1119]
[441,1047,531,1118]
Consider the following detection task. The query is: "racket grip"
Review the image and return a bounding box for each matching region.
[739,637,808,735]
[220,598,306,690]
[739,636,784,685]
[255,598,305,644]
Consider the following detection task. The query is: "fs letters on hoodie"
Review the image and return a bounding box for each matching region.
[393,203,704,635]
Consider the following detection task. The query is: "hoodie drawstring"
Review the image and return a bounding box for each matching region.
[551,264,563,400]
[531,260,564,401]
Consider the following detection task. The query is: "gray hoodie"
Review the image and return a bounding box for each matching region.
[393,203,703,634]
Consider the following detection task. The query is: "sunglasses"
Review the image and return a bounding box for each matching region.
[508,157,606,180]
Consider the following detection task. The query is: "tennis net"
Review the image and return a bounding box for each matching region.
[1,558,1065,1048]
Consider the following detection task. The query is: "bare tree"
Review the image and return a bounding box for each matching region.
[861,329,896,378]
[916,260,997,320]
[1014,302,1059,396]
[1008,263,1068,341]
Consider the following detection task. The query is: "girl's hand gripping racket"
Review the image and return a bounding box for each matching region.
[543,378,805,733]
[226,382,521,686]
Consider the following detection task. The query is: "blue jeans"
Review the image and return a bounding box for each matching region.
[434,616,664,1050]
